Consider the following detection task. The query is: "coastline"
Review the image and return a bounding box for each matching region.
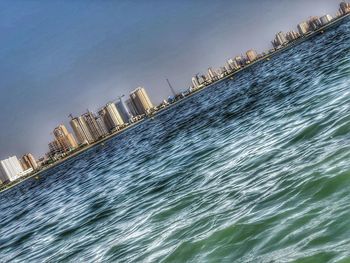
[1,13,349,195]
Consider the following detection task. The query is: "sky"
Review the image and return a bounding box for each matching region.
[0,0,339,159]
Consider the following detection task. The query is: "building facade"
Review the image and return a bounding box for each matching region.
[70,116,94,145]
[99,102,124,132]
[246,49,258,62]
[340,2,350,14]
[83,111,106,141]
[21,153,38,171]
[125,98,139,117]
[95,115,109,137]
[115,100,131,123]
[320,15,333,25]
[297,22,310,35]
[53,124,78,152]
[129,87,154,115]
[0,156,24,183]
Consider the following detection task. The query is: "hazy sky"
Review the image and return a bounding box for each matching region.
[0,0,339,158]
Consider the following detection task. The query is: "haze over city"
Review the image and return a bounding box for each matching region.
[0,0,338,158]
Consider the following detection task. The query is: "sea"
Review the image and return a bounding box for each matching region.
[1,18,350,263]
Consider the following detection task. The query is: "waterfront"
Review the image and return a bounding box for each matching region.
[1,13,349,194]
[1,13,350,263]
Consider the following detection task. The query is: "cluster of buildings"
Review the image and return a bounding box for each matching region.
[1,2,350,187]
[0,154,38,184]
[46,87,154,161]
[0,87,155,185]
[190,1,350,91]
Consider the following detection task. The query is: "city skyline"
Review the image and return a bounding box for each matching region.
[0,0,341,158]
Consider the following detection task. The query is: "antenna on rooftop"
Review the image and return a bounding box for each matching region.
[113,94,125,103]
[166,78,176,97]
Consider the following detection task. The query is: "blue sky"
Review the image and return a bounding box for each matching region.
[0,0,338,158]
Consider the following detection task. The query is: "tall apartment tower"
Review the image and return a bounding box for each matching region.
[70,116,94,145]
[192,76,200,89]
[0,156,24,183]
[21,153,38,170]
[53,125,78,152]
[207,68,218,82]
[83,111,106,141]
[115,100,131,123]
[340,2,350,14]
[99,102,124,132]
[95,115,109,137]
[275,31,288,46]
[246,49,258,62]
[125,98,138,117]
[297,22,311,35]
[48,140,64,158]
[129,87,154,115]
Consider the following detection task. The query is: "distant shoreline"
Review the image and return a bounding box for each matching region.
[1,13,349,195]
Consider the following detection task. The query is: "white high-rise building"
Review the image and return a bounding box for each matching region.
[208,68,217,81]
[0,156,24,183]
[129,87,154,115]
[275,31,288,46]
[227,58,240,70]
[99,102,124,132]
[192,76,200,89]
[246,49,258,62]
[297,22,310,35]
[320,14,333,25]
[70,116,94,145]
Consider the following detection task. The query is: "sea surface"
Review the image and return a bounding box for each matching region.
[1,19,350,263]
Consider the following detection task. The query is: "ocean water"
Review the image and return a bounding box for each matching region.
[1,20,350,263]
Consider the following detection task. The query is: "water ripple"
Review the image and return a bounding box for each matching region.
[1,18,350,263]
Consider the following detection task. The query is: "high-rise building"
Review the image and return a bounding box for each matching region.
[0,156,24,183]
[83,111,105,141]
[48,140,64,158]
[286,31,300,41]
[115,100,131,123]
[191,76,200,89]
[227,58,240,70]
[297,22,310,35]
[207,68,218,81]
[95,115,109,137]
[275,31,288,47]
[234,56,244,67]
[21,153,38,171]
[129,87,154,115]
[125,98,138,117]
[70,116,94,145]
[99,102,124,132]
[340,2,350,14]
[308,16,322,31]
[246,49,258,62]
[320,14,333,25]
[53,124,78,152]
